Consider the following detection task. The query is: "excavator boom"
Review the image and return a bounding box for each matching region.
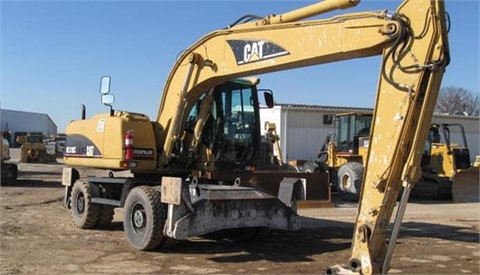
[342,1,450,274]
[157,6,404,163]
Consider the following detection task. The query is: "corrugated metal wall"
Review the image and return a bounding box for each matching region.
[285,109,329,160]
[260,105,480,162]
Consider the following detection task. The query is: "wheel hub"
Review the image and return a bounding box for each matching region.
[76,194,85,214]
[341,175,351,190]
[132,205,146,229]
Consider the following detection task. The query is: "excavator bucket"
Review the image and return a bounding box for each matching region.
[452,166,480,203]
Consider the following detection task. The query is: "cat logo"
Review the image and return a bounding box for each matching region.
[227,39,289,65]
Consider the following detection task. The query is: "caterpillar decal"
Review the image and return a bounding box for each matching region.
[227,39,289,65]
[64,134,154,159]
[64,134,102,158]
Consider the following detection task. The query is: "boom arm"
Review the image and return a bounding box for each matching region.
[347,1,449,274]
[157,1,403,163]
[156,0,449,273]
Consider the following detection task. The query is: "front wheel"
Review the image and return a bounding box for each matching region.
[337,162,364,202]
[123,186,167,251]
[71,180,100,229]
[19,146,29,163]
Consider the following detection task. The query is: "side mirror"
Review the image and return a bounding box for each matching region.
[262,90,274,108]
[99,76,115,116]
[101,94,115,105]
[100,76,111,95]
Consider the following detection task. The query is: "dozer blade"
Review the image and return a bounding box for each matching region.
[452,166,480,203]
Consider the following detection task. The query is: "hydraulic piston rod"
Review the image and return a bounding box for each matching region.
[232,0,361,29]
[267,0,360,24]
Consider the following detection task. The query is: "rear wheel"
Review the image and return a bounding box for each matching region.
[123,186,167,251]
[337,162,364,202]
[38,150,47,163]
[1,163,18,185]
[19,146,29,163]
[71,180,100,229]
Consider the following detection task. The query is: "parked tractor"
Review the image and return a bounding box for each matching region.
[16,133,55,163]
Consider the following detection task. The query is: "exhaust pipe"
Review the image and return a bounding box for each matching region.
[81,104,86,120]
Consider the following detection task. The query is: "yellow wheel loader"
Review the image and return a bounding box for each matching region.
[61,0,450,273]
[319,112,372,201]
[16,133,48,163]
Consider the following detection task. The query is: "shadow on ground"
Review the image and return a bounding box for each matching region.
[91,214,478,265]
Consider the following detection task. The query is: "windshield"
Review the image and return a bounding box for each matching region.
[336,114,372,153]
[186,81,259,170]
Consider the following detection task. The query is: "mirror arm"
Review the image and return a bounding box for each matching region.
[106,104,114,116]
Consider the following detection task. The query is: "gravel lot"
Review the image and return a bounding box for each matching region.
[1,149,479,274]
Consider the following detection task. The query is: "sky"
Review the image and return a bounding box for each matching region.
[1,0,479,132]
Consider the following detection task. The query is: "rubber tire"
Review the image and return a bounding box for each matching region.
[2,164,18,185]
[123,186,167,251]
[38,150,47,163]
[71,180,100,229]
[337,162,364,202]
[19,146,29,163]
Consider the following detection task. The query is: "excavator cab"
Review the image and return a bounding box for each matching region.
[422,123,471,178]
[184,78,265,172]
[335,112,372,157]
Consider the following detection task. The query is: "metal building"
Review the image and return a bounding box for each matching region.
[0,109,57,146]
[260,104,480,162]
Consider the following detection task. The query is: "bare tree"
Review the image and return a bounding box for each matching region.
[435,86,480,116]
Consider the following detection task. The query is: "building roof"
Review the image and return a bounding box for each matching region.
[265,103,480,119]
[0,109,57,134]
[1,109,56,125]
[269,103,373,113]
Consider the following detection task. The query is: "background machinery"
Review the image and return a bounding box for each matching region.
[61,0,450,274]
[1,135,18,184]
[16,133,56,163]
[319,114,478,202]
[416,123,476,200]
[319,112,371,201]
[452,156,480,203]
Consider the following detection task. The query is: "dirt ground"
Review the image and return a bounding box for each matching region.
[1,149,479,275]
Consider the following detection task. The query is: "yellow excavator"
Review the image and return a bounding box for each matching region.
[61,0,450,274]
